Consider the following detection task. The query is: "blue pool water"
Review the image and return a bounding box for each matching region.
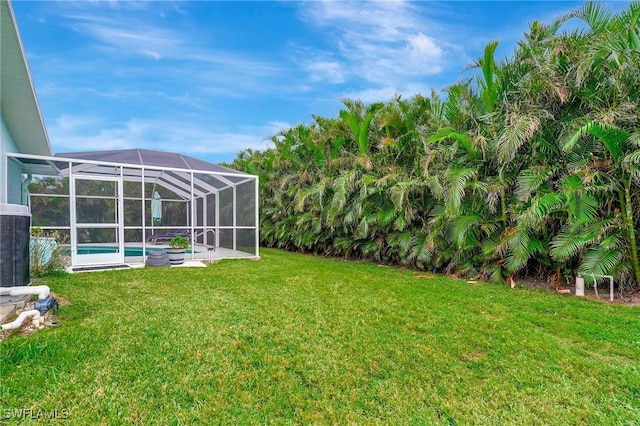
[77,246,193,256]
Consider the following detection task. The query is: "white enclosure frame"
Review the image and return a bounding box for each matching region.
[71,174,124,266]
[5,151,260,268]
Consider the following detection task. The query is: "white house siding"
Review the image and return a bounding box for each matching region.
[0,114,23,205]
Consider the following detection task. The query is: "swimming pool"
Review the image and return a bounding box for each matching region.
[76,246,194,256]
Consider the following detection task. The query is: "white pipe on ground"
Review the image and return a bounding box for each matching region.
[0,285,50,300]
[590,274,615,302]
[0,310,42,331]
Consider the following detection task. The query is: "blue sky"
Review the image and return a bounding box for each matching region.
[11,0,626,164]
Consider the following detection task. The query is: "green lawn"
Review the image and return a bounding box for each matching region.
[1,249,639,425]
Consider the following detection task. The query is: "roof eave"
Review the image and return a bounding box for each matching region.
[0,0,52,156]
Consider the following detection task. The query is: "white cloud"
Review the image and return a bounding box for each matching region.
[56,9,286,98]
[341,81,433,104]
[144,50,161,60]
[341,86,400,104]
[304,0,422,42]
[406,33,442,62]
[305,60,346,83]
[298,0,454,86]
[48,115,279,161]
[64,13,180,60]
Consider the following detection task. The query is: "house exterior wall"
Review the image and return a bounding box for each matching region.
[0,114,24,205]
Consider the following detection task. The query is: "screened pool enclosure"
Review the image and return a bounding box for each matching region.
[7,149,259,268]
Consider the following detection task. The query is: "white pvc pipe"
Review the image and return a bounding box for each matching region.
[0,285,50,300]
[591,274,615,302]
[0,310,42,331]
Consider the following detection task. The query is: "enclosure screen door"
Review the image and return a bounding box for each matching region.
[71,175,123,266]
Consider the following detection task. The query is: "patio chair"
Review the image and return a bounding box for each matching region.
[146,229,191,244]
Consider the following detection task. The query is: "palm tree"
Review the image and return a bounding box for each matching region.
[230,1,640,291]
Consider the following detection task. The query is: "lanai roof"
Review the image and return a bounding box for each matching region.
[10,148,253,201]
[55,148,248,176]
[47,148,252,199]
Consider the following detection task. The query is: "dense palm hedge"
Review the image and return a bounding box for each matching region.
[232,2,640,290]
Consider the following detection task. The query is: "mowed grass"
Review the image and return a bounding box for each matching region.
[1,249,639,425]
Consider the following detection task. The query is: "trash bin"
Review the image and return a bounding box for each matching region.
[145,251,170,267]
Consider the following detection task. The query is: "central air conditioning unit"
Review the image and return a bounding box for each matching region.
[0,204,30,288]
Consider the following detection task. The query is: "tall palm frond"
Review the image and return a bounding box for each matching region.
[427,128,477,159]
[409,233,435,267]
[446,214,480,249]
[444,167,477,216]
[497,112,546,163]
[518,192,565,228]
[579,247,624,277]
[563,1,613,33]
[515,165,557,201]
[504,229,544,274]
[550,218,617,260]
[563,122,630,161]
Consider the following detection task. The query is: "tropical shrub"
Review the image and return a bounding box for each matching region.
[30,227,69,277]
[232,1,640,291]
